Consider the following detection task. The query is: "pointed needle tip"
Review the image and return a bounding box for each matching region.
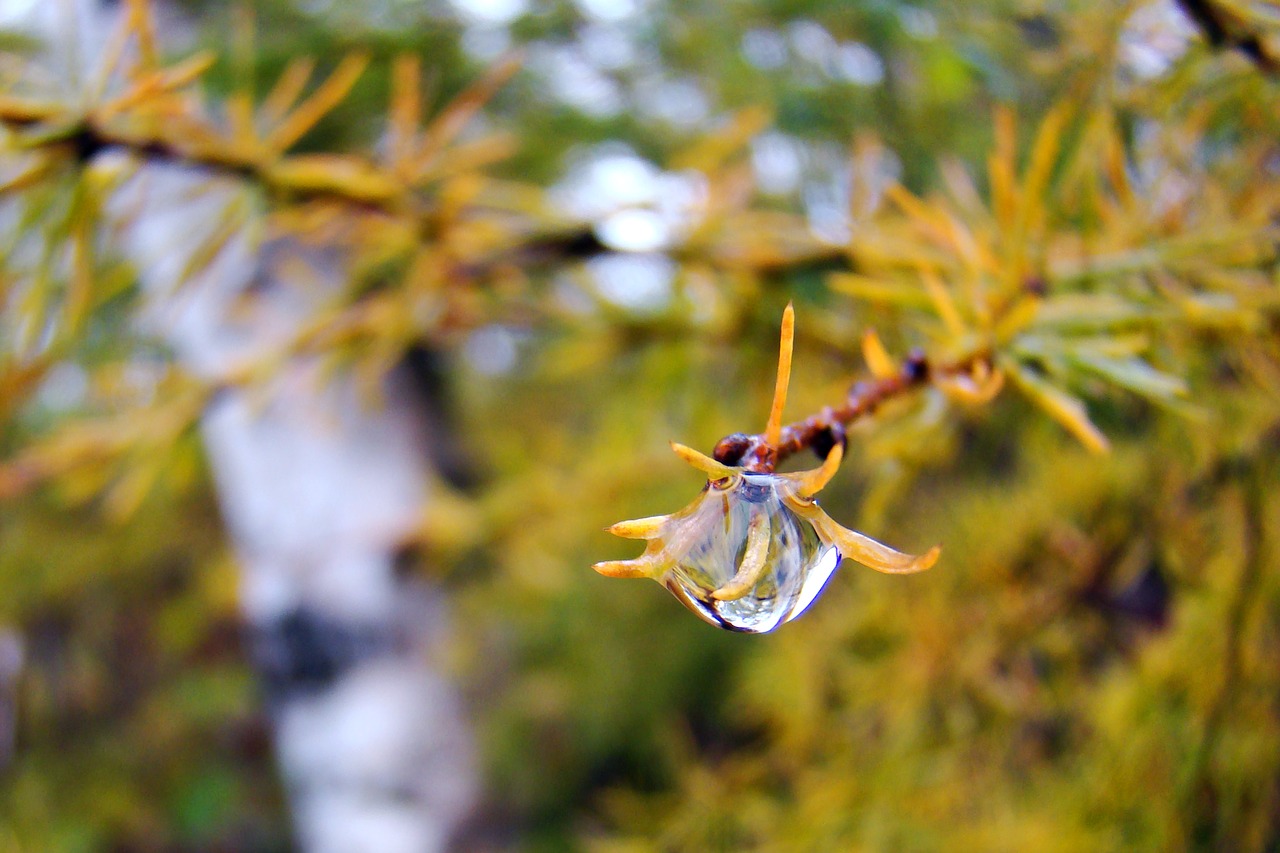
[764,303,796,449]
[797,441,843,497]
[606,516,667,539]
[670,441,734,479]
[593,560,646,578]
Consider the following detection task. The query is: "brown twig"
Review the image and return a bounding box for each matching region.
[714,348,991,472]
[1176,0,1278,74]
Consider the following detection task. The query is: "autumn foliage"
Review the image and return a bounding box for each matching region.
[1,0,1278,849]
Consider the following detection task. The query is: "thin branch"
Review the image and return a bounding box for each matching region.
[0,100,851,283]
[0,104,371,199]
[713,347,991,472]
[1176,0,1279,74]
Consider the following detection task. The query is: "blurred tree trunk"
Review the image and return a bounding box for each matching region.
[110,162,479,851]
[6,2,482,845]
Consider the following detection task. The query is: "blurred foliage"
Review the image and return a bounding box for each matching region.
[1,0,1279,850]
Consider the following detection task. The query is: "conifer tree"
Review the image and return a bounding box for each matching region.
[0,0,1277,849]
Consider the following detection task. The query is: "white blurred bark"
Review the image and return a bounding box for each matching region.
[111,163,479,852]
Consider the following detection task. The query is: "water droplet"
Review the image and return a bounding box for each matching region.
[660,473,841,633]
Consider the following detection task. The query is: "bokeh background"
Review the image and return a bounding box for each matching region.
[1,0,1278,850]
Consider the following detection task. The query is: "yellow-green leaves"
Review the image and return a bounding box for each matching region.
[262,54,371,155]
[833,101,1277,455]
[1006,361,1110,455]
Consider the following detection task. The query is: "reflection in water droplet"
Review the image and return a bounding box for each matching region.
[659,473,841,632]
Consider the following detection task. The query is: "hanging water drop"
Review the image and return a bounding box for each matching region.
[658,473,842,632]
